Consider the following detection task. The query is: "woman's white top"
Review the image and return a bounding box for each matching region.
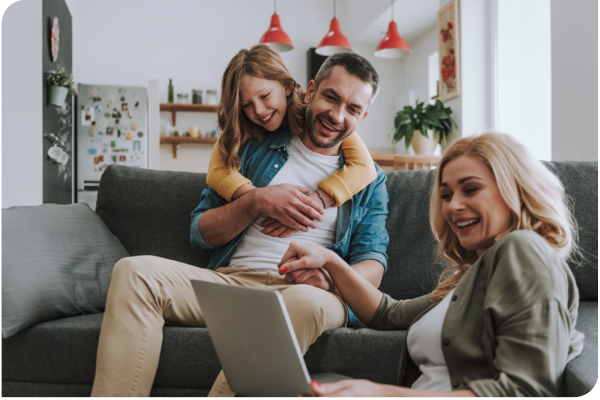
[406,288,455,391]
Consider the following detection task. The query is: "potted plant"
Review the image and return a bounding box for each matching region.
[46,67,74,107]
[393,99,457,155]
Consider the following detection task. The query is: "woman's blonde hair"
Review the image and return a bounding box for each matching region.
[429,133,578,303]
[217,44,306,174]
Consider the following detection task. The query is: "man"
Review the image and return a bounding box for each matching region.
[91,52,389,397]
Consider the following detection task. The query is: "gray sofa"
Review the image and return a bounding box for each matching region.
[3,162,597,396]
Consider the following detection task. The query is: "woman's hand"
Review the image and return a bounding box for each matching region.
[309,379,398,397]
[277,242,334,274]
[260,217,297,238]
[255,184,324,232]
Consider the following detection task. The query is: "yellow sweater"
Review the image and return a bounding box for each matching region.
[206,132,376,207]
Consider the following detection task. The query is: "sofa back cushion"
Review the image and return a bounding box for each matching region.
[96,165,214,268]
[97,162,597,301]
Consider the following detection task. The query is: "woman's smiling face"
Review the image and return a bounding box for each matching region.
[440,155,513,256]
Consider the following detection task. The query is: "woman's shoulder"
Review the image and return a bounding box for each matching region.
[482,229,570,293]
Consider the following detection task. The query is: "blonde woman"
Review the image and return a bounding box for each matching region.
[279,133,584,396]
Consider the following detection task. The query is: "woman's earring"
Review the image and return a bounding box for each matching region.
[286,92,290,96]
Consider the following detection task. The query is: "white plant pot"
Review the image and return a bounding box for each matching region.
[49,86,68,107]
[411,130,437,155]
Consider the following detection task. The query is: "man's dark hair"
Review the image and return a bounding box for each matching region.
[314,52,380,105]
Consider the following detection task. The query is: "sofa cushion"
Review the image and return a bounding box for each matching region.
[96,165,214,269]
[1,202,129,338]
[2,312,405,391]
[563,301,598,396]
[543,162,598,301]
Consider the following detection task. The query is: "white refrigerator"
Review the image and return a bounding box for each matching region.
[76,84,148,208]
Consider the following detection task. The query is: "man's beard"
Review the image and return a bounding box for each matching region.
[305,100,354,149]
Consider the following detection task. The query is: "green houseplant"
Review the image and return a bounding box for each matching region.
[47,67,74,107]
[393,99,457,154]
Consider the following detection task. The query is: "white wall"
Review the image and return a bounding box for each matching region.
[551,0,598,161]
[2,0,43,208]
[497,0,551,161]
[69,0,403,170]
[394,26,438,154]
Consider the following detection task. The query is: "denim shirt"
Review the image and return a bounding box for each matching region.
[190,129,390,325]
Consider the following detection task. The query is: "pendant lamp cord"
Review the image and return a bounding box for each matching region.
[333,0,336,18]
[274,0,277,14]
[391,0,394,21]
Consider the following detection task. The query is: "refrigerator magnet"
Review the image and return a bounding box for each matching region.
[81,108,94,126]
[104,113,110,118]
[90,96,101,102]
[120,96,126,102]
[122,103,128,111]
[137,131,144,138]
[102,144,109,153]
[119,155,126,162]
[111,155,117,163]
[117,129,121,138]
[110,140,116,148]
[89,127,94,137]
[126,131,133,140]
[133,141,141,151]
[131,122,138,130]
[134,101,140,109]
[87,148,97,155]
[106,126,114,135]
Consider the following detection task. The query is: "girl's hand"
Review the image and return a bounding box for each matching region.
[260,217,297,238]
[277,242,333,274]
[309,379,395,397]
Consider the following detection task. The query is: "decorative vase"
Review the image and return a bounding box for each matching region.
[49,86,68,107]
[411,130,437,155]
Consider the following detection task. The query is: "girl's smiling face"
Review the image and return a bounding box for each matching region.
[239,75,291,131]
[440,155,513,256]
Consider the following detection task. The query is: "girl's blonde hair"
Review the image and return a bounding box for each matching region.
[217,44,306,174]
[429,133,578,303]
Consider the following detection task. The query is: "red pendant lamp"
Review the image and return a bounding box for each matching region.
[259,0,293,52]
[375,0,411,59]
[316,0,352,56]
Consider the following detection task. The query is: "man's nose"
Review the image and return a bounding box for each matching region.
[328,105,343,124]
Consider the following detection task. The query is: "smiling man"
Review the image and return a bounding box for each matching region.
[91,52,389,397]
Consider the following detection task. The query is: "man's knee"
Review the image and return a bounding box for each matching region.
[281,285,345,327]
[110,256,164,288]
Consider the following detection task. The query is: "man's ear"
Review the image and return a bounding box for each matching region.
[304,80,316,104]
[360,110,369,123]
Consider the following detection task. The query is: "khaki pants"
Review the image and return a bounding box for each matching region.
[91,256,347,397]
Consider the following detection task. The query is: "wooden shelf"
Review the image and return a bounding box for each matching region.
[160,136,217,158]
[160,103,218,125]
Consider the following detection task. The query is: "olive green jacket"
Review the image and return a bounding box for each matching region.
[369,230,584,396]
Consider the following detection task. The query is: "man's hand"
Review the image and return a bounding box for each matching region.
[255,184,324,232]
[260,217,298,238]
[282,268,337,293]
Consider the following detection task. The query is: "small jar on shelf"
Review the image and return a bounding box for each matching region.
[176,93,189,104]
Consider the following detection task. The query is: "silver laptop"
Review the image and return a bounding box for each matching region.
[191,280,351,397]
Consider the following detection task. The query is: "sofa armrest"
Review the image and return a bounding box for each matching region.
[563,301,598,396]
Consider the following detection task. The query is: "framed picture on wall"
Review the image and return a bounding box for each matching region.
[438,0,460,102]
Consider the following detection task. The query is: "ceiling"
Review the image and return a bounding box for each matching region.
[338,0,440,46]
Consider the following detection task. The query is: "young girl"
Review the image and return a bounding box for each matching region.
[206,44,376,237]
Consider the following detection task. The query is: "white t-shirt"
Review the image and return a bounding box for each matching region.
[227,136,340,271]
[407,288,455,391]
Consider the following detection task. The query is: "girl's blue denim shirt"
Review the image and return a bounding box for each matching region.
[190,129,390,325]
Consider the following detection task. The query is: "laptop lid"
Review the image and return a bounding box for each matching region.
[191,280,313,397]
